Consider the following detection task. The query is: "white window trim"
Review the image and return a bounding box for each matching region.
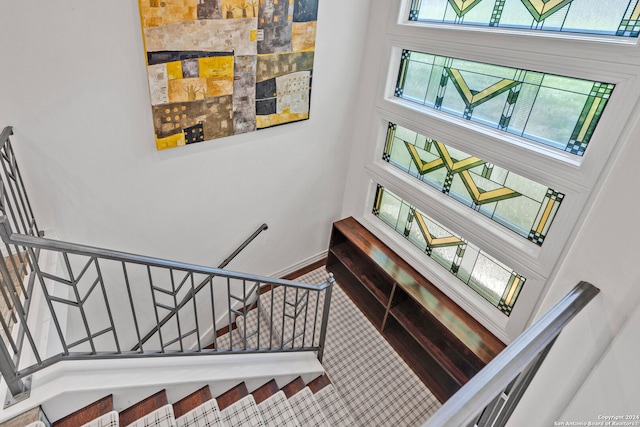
[360,179,545,343]
[342,0,640,342]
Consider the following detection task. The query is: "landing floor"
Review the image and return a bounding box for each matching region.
[294,267,441,427]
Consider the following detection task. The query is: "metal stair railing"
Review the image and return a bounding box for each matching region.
[421,281,600,427]
[132,222,269,352]
[0,126,334,405]
[0,218,334,403]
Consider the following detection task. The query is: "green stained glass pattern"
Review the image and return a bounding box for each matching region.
[410,0,640,37]
[383,123,563,244]
[618,0,640,36]
[395,51,614,156]
[373,185,525,315]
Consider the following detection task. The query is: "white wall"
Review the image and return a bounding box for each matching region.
[0,0,371,276]
[3,0,637,423]
[507,107,640,425]
[340,0,640,424]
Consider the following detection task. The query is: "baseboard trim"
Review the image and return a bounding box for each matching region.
[269,251,327,280]
[281,258,327,280]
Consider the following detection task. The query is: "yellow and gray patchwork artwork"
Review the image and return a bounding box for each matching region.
[138,0,319,150]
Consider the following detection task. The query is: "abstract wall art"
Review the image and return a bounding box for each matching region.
[138,0,319,150]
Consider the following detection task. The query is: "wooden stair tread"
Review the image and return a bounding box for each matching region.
[119,390,168,426]
[52,395,113,427]
[215,382,249,411]
[251,379,280,405]
[281,376,306,398]
[173,385,212,419]
[308,374,332,394]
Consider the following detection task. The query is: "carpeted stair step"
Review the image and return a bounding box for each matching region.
[281,376,306,399]
[216,305,271,351]
[307,373,332,393]
[125,405,176,427]
[234,306,259,339]
[252,379,301,426]
[227,274,329,351]
[172,386,212,419]
[220,395,266,426]
[80,411,120,427]
[257,391,300,427]
[52,395,114,427]
[255,285,325,349]
[251,379,280,405]
[233,305,269,349]
[215,382,249,411]
[175,400,227,427]
[313,384,357,427]
[286,387,330,427]
[40,374,358,427]
[307,373,357,426]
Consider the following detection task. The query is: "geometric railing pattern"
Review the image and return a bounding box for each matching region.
[395,51,614,156]
[0,220,333,400]
[0,127,333,401]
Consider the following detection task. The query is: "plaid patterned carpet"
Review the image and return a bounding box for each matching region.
[294,267,441,427]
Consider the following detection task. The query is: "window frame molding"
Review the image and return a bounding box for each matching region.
[359,180,546,343]
[343,0,640,341]
[395,0,640,55]
[379,39,640,186]
[365,112,589,277]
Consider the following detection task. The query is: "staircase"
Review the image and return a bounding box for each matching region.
[14,279,354,427]
[0,126,604,427]
[33,373,355,427]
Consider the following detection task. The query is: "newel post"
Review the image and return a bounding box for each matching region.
[316,273,334,363]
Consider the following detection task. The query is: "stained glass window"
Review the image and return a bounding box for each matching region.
[395,51,614,156]
[383,123,564,245]
[409,0,640,37]
[373,185,525,315]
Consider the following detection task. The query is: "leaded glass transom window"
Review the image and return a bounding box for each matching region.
[373,184,525,315]
[409,0,640,37]
[395,50,615,156]
[383,123,564,245]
